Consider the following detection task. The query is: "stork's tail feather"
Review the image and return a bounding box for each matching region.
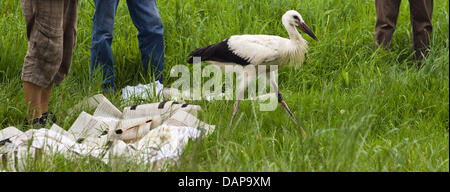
[187,46,212,63]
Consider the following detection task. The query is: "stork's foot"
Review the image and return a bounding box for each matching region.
[278,93,307,137]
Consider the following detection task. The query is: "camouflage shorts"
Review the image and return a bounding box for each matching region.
[21,0,78,87]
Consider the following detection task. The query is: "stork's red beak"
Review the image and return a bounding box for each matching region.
[297,22,318,41]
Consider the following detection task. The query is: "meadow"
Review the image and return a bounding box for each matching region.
[0,0,448,171]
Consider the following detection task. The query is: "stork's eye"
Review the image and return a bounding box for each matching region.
[293,15,299,20]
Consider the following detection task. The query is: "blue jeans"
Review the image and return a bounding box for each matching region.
[91,0,164,91]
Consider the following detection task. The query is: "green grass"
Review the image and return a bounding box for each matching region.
[0,0,448,172]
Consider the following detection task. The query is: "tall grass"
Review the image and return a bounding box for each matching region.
[0,0,448,171]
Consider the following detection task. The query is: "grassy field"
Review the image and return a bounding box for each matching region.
[0,0,448,172]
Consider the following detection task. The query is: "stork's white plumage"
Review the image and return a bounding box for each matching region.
[188,10,317,136]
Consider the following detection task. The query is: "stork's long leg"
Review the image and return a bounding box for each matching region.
[270,76,307,136]
[229,84,246,127]
[277,93,298,125]
[229,71,253,127]
[270,79,298,124]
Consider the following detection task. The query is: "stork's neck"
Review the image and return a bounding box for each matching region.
[282,23,308,68]
[285,25,304,43]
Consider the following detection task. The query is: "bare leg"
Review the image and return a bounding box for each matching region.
[40,83,53,113]
[270,78,306,136]
[23,81,43,120]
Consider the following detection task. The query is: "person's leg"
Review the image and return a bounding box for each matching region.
[374,0,402,50]
[38,0,78,124]
[21,0,40,120]
[91,0,120,91]
[24,81,55,124]
[53,0,78,87]
[23,81,42,119]
[40,83,53,114]
[21,0,64,120]
[127,0,165,84]
[39,82,58,124]
[409,0,433,61]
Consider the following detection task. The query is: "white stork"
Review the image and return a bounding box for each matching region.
[187,10,317,136]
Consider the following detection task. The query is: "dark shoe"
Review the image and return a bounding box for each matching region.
[24,117,45,127]
[40,112,57,125]
[24,112,57,128]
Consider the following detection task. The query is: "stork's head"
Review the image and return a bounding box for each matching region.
[282,10,318,41]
